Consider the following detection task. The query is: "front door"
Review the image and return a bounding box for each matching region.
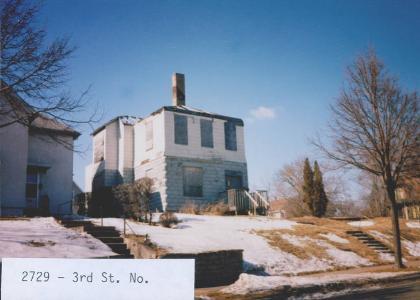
[225,171,243,190]
[25,167,45,208]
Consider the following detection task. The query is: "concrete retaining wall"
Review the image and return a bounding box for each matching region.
[160,250,243,288]
[123,235,243,288]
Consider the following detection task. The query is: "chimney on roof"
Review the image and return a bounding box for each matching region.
[172,73,185,106]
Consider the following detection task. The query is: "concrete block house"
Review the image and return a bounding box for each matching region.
[85,74,248,211]
[0,86,80,216]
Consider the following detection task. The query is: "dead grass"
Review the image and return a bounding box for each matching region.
[256,217,420,265]
[179,201,230,216]
[256,217,385,265]
[25,240,56,247]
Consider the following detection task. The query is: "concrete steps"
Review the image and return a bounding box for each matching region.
[58,219,134,259]
[347,230,394,255]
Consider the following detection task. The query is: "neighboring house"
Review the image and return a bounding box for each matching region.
[396,178,420,220]
[85,73,248,211]
[0,86,80,216]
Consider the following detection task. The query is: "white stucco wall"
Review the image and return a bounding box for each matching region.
[163,110,246,163]
[27,132,74,214]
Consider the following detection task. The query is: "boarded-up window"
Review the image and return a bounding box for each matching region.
[224,122,237,151]
[225,170,243,189]
[174,114,188,145]
[183,167,203,197]
[200,119,213,148]
[145,121,153,150]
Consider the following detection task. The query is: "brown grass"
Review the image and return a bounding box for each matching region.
[256,217,386,265]
[179,201,230,216]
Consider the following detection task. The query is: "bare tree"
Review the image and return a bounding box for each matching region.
[274,158,351,217]
[313,50,419,268]
[0,0,98,146]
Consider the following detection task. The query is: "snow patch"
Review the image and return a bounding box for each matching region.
[378,252,394,262]
[94,215,372,275]
[319,233,349,244]
[0,217,116,258]
[222,272,411,295]
[348,220,374,227]
[403,240,420,256]
[406,222,420,229]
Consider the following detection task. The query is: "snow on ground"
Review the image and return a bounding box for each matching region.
[348,220,375,227]
[369,230,420,257]
[221,272,413,295]
[0,217,116,259]
[404,240,420,256]
[319,233,349,244]
[406,221,420,229]
[94,214,372,275]
[378,252,394,262]
[282,234,371,267]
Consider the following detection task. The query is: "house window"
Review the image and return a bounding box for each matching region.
[183,167,203,197]
[224,121,237,151]
[174,114,188,145]
[225,170,243,189]
[145,121,153,151]
[200,119,213,148]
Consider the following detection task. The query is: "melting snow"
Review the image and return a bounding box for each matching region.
[222,272,411,295]
[348,220,374,227]
[94,214,372,275]
[406,222,420,229]
[319,233,349,244]
[0,217,116,258]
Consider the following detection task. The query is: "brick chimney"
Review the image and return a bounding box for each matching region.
[172,73,185,106]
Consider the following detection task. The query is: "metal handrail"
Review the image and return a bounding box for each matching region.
[123,218,138,236]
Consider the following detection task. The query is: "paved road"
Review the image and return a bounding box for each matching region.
[328,279,420,300]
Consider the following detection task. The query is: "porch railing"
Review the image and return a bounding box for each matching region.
[226,188,269,215]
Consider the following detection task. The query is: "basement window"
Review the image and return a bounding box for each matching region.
[200,119,214,148]
[174,114,188,145]
[183,167,203,197]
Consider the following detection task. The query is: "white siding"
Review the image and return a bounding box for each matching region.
[134,111,165,167]
[163,111,246,163]
[0,118,28,215]
[27,133,74,214]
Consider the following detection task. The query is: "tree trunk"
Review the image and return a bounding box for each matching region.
[386,185,404,268]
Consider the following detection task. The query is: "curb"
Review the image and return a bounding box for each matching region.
[202,271,420,299]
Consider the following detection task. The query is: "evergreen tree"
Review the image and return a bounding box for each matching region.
[313,161,328,217]
[302,158,314,214]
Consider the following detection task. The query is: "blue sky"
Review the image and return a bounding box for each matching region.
[39,0,420,195]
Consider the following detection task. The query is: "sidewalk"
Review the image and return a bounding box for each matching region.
[195,260,420,299]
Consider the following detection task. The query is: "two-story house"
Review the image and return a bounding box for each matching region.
[85,74,248,211]
[0,85,80,216]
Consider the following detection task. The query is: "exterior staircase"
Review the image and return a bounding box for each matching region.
[59,219,134,258]
[346,230,394,255]
[225,189,270,216]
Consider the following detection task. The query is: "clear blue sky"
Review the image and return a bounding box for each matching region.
[40,0,420,194]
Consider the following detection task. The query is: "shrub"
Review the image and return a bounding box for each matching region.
[179,201,201,215]
[159,212,179,228]
[202,201,230,215]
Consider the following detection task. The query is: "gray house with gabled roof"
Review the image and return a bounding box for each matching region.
[0,85,80,216]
